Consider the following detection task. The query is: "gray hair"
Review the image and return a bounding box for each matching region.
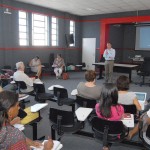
[16,61,24,70]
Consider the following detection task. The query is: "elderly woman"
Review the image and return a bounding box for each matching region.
[0,91,53,150]
[53,54,65,79]
[77,70,101,100]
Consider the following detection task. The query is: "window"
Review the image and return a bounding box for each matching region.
[32,13,48,46]
[70,20,75,46]
[51,17,58,46]
[19,11,28,46]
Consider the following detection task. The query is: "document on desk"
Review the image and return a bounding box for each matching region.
[71,89,78,96]
[30,140,63,150]
[75,107,93,121]
[121,114,134,128]
[31,103,48,112]
[48,85,64,91]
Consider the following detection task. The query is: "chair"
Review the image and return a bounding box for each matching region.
[33,83,53,103]
[139,122,150,150]
[76,95,97,108]
[15,81,34,95]
[91,116,128,148]
[51,87,75,112]
[49,108,84,140]
[137,57,150,86]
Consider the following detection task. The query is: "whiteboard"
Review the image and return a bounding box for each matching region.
[82,38,96,70]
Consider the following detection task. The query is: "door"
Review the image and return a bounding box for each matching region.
[82,38,96,70]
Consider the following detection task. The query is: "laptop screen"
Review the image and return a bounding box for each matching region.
[134,92,147,102]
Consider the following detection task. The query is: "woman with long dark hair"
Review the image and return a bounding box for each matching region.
[0,91,53,150]
[95,83,124,121]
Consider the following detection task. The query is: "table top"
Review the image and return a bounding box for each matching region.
[93,62,138,68]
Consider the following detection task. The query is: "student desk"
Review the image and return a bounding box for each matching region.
[93,62,139,82]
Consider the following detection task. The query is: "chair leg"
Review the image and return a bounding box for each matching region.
[51,126,56,140]
[103,126,109,147]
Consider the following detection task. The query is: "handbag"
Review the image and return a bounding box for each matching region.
[62,72,69,80]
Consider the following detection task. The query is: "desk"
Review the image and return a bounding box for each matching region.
[93,62,138,82]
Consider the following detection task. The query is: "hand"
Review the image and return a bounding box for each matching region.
[44,137,54,150]
[10,117,21,125]
[32,141,43,148]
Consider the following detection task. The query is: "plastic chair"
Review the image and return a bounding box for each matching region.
[51,87,75,112]
[33,83,53,103]
[76,95,97,108]
[49,107,84,140]
[91,116,128,149]
[139,121,150,150]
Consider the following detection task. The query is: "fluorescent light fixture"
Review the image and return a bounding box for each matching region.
[4,8,12,14]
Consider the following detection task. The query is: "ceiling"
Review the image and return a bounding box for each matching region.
[14,0,150,16]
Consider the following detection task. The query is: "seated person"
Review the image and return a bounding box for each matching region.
[95,83,124,150]
[29,56,42,78]
[13,61,34,92]
[0,91,53,150]
[117,75,141,111]
[53,54,65,79]
[95,83,124,121]
[77,70,101,100]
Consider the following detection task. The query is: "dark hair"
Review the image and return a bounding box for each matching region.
[35,56,39,59]
[116,75,129,91]
[85,70,96,82]
[99,83,118,118]
[0,91,18,130]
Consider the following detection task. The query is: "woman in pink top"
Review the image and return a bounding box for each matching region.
[95,83,124,121]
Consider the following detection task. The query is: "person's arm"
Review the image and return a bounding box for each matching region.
[23,73,34,86]
[10,117,21,125]
[26,138,42,148]
[133,98,142,111]
[29,59,33,67]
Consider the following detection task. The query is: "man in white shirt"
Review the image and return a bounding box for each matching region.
[103,43,116,83]
[13,62,34,92]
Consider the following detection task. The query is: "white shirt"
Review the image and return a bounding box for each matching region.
[103,48,115,61]
[13,70,33,87]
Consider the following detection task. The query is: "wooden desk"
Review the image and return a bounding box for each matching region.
[93,62,138,82]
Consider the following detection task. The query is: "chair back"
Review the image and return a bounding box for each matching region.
[122,104,137,115]
[92,117,126,146]
[54,87,68,98]
[15,81,27,91]
[92,117,125,135]
[76,95,97,108]
[140,57,150,73]
[49,108,74,126]
[33,83,45,93]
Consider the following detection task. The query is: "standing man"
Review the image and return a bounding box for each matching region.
[103,42,116,83]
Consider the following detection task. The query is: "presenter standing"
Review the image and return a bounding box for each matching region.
[103,43,115,83]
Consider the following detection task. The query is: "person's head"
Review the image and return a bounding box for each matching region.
[99,83,118,118]
[107,42,112,49]
[0,91,20,130]
[116,75,129,91]
[85,70,96,82]
[16,61,25,71]
[57,54,61,59]
[34,56,39,61]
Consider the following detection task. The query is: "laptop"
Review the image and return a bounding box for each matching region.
[134,92,147,110]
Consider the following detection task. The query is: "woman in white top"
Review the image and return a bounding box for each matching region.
[117,75,141,111]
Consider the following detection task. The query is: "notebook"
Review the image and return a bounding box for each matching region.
[134,92,147,110]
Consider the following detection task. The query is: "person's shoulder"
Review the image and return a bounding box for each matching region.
[77,82,84,87]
